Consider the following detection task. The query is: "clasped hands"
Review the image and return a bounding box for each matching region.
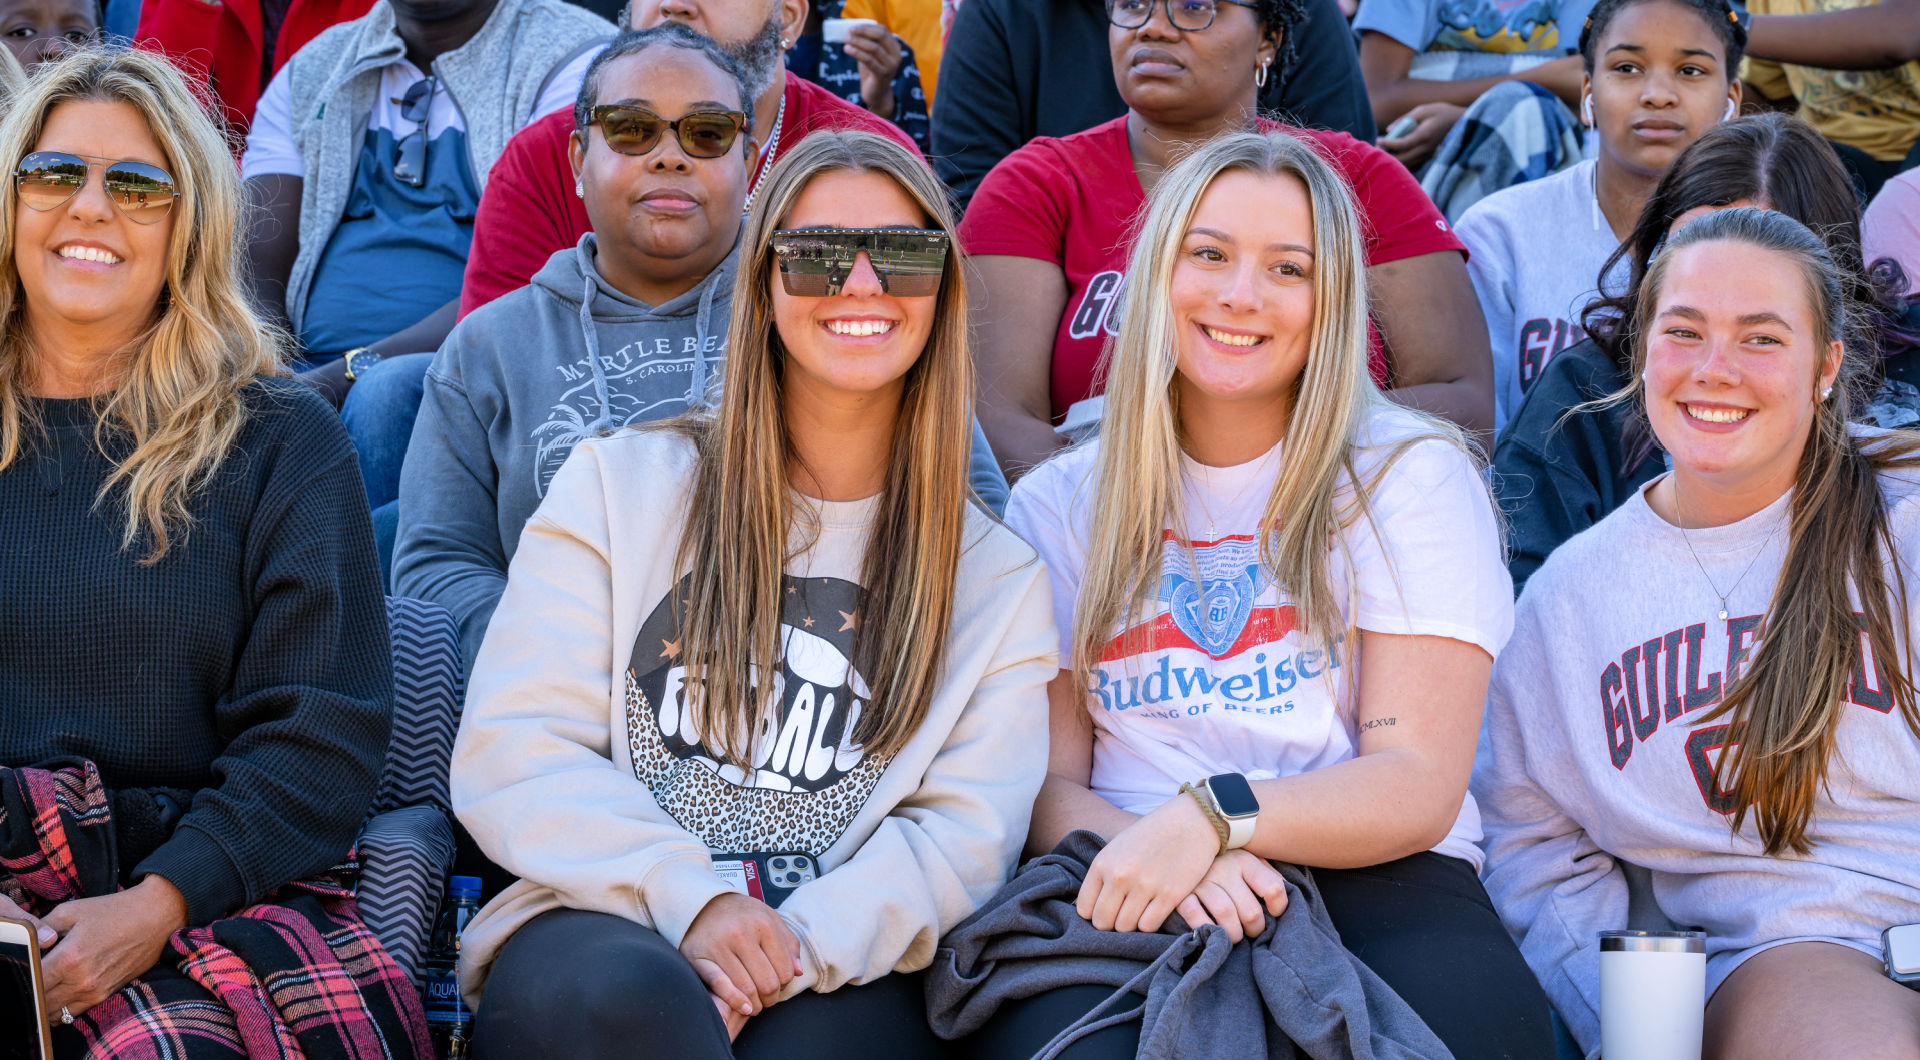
[0,875,189,1026]
[679,891,803,1042]
[1077,793,1289,943]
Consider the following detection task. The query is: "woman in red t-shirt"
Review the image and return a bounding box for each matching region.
[961,0,1494,478]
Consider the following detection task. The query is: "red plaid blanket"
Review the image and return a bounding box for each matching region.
[0,761,431,1060]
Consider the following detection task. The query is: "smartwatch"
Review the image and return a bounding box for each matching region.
[1204,772,1259,850]
[341,346,382,383]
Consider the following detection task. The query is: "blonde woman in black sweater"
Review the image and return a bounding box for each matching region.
[0,48,423,1057]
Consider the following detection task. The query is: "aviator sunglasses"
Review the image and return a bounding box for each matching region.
[15,151,179,224]
[586,104,750,158]
[768,228,951,297]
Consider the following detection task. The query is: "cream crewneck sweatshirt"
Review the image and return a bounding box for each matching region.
[450,429,1057,1004]
[1475,460,1920,1057]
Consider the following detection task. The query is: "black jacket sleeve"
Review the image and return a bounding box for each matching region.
[931,0,1025,209]
[1266,0,1376,142]
[134,400,393,925]
[1493,344,1654,596]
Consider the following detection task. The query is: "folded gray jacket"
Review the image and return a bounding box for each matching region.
[925,830,1453,1060]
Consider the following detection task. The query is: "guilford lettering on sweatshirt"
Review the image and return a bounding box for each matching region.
[1596,611,1897,807]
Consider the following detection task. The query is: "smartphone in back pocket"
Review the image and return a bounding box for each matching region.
[710,853,818,909]
[0,916,52,1060]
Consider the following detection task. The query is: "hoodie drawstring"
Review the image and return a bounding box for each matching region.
[691,268,719,406]
[580,270,616,436]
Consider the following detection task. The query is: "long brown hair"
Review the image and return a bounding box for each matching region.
[663,130,973,764]
[1635,207,1920,855]
[0,47,282,561]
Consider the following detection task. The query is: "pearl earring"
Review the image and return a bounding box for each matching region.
[1821,385,1834,401]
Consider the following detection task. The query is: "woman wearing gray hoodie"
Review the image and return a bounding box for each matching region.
[394,28,755,665]
[396,26,1007,666]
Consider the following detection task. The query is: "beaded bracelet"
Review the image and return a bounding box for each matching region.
[1179,782,1230,854]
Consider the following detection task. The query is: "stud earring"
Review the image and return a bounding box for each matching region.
[780,36,791,49]
[1821,385,1834,401]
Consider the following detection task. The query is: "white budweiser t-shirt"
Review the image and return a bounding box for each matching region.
[1006,404,1513,867]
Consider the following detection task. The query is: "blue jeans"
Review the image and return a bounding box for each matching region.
[968,418,1009,516]
[340,352,433,510]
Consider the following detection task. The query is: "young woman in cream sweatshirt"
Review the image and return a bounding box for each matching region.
[446,129,1058,1060]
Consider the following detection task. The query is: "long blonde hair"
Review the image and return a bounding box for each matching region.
[1631,207,1920,855]
[664,130,973,763]
[1071,130,1472,690]
[0,46,24,102]
[0,46,282,561]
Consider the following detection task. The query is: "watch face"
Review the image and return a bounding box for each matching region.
[1207,772,1259,818]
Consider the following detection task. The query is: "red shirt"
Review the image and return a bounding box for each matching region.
[960,117,1467,420]
[459,73,923,317]
[136,0,377,136]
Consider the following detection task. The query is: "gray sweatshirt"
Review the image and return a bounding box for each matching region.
[393,233,735,665]
[1455,160,1628,432]
[926,830,1452,1058]
[1474,460,1920,1057]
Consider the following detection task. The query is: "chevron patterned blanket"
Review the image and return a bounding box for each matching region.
[0,760,431,1060]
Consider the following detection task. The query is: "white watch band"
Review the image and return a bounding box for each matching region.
[1223,811,1256,850]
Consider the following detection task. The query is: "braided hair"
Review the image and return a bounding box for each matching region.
[1248,0,1306,107]
[1577,0,1748,73]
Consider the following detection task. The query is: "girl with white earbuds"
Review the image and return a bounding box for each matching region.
[1455,0,1745,430]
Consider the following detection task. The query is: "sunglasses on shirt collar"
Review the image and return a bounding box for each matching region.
[393,77,437,188]
[15,152,179,224]
[768,228,951,297]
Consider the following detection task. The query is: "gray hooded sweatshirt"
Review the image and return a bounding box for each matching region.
[394,233,734,665]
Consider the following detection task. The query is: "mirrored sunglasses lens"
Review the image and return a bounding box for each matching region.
[16,155,86,211]
[779,261,842,297]
[602,112,667,155]
[104,163,177,223]
[676,115,739,158]
[877,268,943,297]
[869,237,949,296]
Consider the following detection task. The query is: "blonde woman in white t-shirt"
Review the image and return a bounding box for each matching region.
[990,129,1555,1058]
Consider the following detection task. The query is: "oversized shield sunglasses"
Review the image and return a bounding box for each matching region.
[768,228,951,297]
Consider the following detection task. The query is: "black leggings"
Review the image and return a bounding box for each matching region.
[966,852,1556,1060]
[472,908,953,1060]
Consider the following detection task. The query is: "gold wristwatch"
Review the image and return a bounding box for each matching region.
[341,347,381,383]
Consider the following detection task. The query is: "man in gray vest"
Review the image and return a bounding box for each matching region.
[240,0,612,503]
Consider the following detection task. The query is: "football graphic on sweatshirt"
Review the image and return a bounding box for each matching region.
[622,574,888,855]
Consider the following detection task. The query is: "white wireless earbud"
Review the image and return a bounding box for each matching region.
[1725,99,1738,121]
[1582,95,1594,125]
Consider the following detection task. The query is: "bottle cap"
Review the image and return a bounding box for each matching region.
[448,875,483,897]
